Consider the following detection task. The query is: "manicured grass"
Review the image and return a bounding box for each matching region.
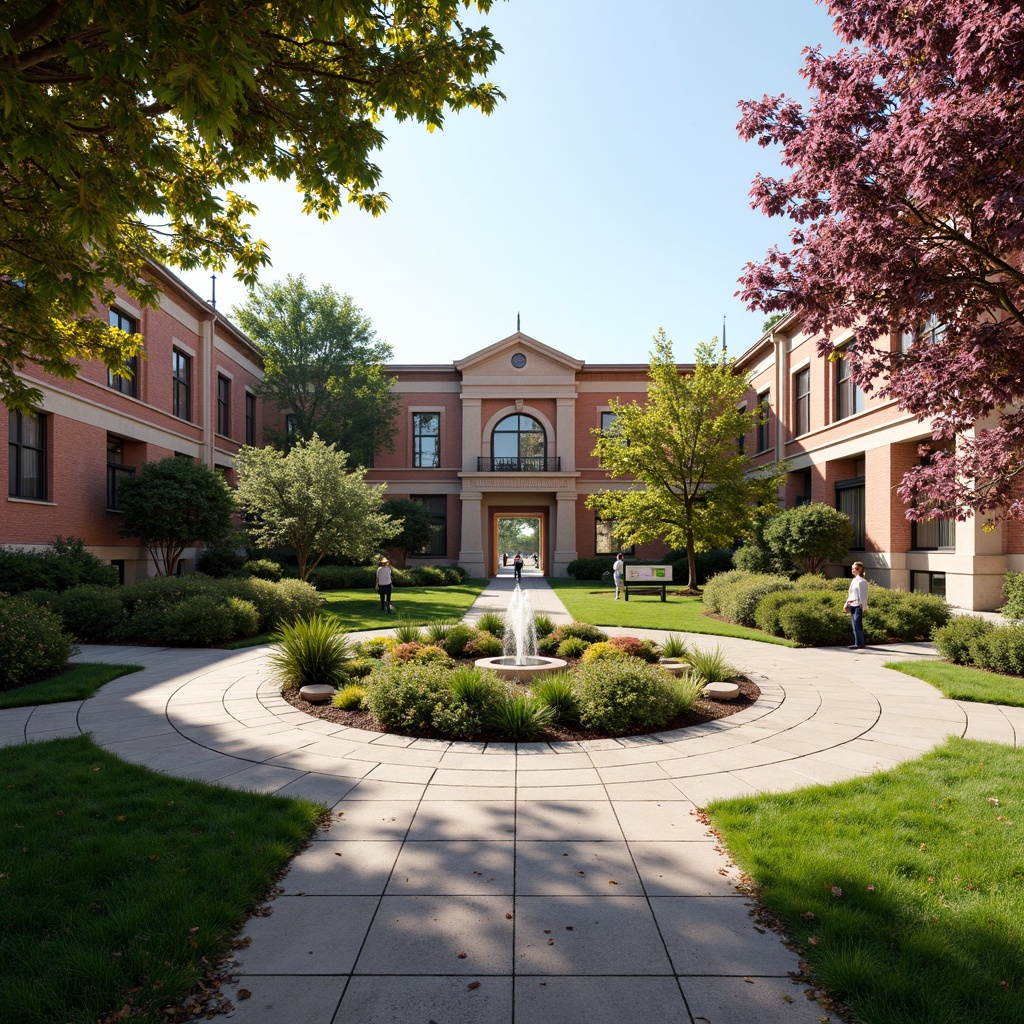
[0,663,142,710]
[0,735,324,1024]
[709,738,1024,1024]
[226,579,491,646]
[886,659,1024,707]
[547,579,794,645]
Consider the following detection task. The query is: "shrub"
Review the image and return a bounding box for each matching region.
[667,674,703,713]
[332,684,367,710]
[555,621,608,643]
[474,611,506,637]
[345,657,375,680]
[579,641,627,664]
[268,615,355,690]
[465,632,502,657]
[720,574,793,626]
[308,564,376,590]
[448,667,505,721]
[487,694,555,740]
[659,633,690,660]
[777,597,850,646]
[687,645,736,684]
[53,585,126,642]
[968,625,1024,677]
[556,636,589,659]
[867,590,950,640]
[269,578,324,624]
[439,566,466,584]
[700,569,755,614]
[933,616,995,665]
[0,596,77,689]
[0,536,119,594]
[393,620,425,645]
[566,556,615,581]
[536,634,561,655]
[1000,572,1024,621]
[531,674,579,723]
[793,573,851,592]
[532,613,556,638]
[425,620,457,645]
[410,565,446,585]
[763,502,854,574]
[158,596,237,646]
[358,637,393,659]
[390,642,424,663]
[608,635,660,662]
[240,558,284,581]
[196,546,245,578]
[413,644,453,668]
[17,588,59,608]
[439,624,476,657]
[224,596,261,638]
[574,659,679,734]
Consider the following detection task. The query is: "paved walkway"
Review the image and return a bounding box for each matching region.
[3,576,1023,1023]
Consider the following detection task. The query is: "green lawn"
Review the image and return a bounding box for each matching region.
[709,738,1024,1024]
[547,579,794,645]
[886,659,1024,707]
[0,735,323,1024]
[0,663,142,710]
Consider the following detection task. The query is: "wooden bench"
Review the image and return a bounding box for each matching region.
[623,582,667,602]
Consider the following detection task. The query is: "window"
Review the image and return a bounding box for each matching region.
[107,308,138,396]
[172,349,191,421]
[836,478,865,549]
[8,410,46,500]
[917,313,946,347]
[413,495,447,556]
[285,414,298,441]
[491,414,547,471]
[835,354,865,420]
[756,391,771,453]
[413,412,440,468]
[600,411,617,433]
[912,516,956,550]
[595,518,634,556]
[793,469,812,506]
[793,368,810,436]
[217,376,231,437]
[912,571,946,598]
[106,436,134,511]
[245,392,256,445]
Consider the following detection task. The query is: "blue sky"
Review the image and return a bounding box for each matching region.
[180,0,841,365]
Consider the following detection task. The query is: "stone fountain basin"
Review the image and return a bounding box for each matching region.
[474,655,568,682]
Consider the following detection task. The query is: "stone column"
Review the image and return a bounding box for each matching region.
[556,397,576,472]
[552,490,578,577]
[458,490,486,577]
[461,397,482,472]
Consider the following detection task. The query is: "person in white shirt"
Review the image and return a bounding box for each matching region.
[844,560,869,649]
[612,553,624,600]
[375,557,394,614]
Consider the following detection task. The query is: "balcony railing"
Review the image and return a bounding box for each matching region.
[107,463,135,510]
[477,456,561,473]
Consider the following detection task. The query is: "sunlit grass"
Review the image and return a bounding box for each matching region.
[886,659,1024,707]
[0,664,142,710]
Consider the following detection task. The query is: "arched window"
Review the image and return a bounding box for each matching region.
[491,414,547,471]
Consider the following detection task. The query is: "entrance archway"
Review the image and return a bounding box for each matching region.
[493,513,544,575]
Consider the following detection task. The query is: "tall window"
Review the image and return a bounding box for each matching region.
[9,411,46,500]
[595,518,634,556]
[793,368,810,436]
[413,412,440,468]
[756,391,771,453]
[912,516,956,550]
[600,411,617,433]
[835,355,865,420]
[245,392,256,444]
[917,313,946,347]
[413,495,447,556]
[172,349,191,421]
[108,308,138,396]
[491,414,546,471]
[836,479,865,549]
[217,375,231,437]
[106,436,134,511]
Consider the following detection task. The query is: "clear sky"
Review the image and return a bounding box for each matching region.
[180,0,842,366]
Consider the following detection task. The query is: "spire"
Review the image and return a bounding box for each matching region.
[517,311,520,333]
[721,314,727,360]
[210,274,217,309]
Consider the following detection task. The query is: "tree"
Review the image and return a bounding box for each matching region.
[382,498,434,567]
[738,0,1024,524]
[1,1,503,412]
[234,435,397,581]
[762,503,853,575]
[232,276,400,464]
[587,331,786,592]
[118,457,234,576]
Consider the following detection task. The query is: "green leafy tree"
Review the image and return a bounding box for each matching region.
[234,435,397,581]
[117,457,234,576]
[232,276,399,464]
[382,499,434,567]
[588,331,785,592]
[763,502,853,575]
[1,0,503,412]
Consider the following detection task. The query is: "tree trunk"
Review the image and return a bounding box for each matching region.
[685,532,699,594]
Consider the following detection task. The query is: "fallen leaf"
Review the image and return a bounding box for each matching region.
[547,939,554,945]
[467,981,481,991]
[457,952,467,959]
[237,989,251,1000]
[781,994,794,1003]
[505,913,513,919]
[608,880,618,886]
[801,911,815,919]
[744,977,754,984]
[565,926,574,931]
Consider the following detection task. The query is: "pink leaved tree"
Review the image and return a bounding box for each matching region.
[738,0,1024,523]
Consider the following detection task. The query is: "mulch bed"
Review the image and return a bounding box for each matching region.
[281,676,760,743]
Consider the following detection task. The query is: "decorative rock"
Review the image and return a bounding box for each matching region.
[299,684,336,704]
[659,660,689,676]
[703,681,740,701]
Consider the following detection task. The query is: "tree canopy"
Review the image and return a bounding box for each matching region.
[763,502,853,575]
[382,498,434,567]
[587,331,785,592]
[117,457,234,576]
[738,0,1024,523]
[234,435,397,580]
[232,275,399,464]
[0,0,502,411]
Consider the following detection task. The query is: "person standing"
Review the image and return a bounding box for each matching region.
[844,561,869,649]
[375,557,394,614]
[612,552,625,600]
[513,552,524,582]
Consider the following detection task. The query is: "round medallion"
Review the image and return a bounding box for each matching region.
[511,352,527,368]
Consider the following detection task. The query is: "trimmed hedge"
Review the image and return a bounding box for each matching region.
[574,659,679,734]
[1002,572,1024,621]
[0,595,77,689]
[308,563,468,590]
[0,536,118,594]
[566,549,734,584]
[933,616,995,665]
[53,585,126,643]
[703,571,793,627]
[968,625,1024,676]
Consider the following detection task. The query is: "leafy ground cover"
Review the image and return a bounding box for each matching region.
[709,738,1024,1024]
[0,735,324,1024]
[0,664,142,710]
[886,659,1024,708]
[547,579,794,645]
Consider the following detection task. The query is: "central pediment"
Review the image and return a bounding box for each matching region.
[455,333,584,382]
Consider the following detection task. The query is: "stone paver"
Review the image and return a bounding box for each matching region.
[2,574,1019,1024]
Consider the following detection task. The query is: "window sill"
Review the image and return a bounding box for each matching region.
[8,496,57,506]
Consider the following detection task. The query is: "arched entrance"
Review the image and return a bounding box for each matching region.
[492,512,545,575]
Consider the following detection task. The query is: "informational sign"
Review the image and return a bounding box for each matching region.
[624,565,672,582]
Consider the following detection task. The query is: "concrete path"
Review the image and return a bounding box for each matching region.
[3,576,1023,1024]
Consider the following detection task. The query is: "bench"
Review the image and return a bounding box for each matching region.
[623,582,667,602]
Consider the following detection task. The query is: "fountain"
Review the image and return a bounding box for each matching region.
[474,585,567,682]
